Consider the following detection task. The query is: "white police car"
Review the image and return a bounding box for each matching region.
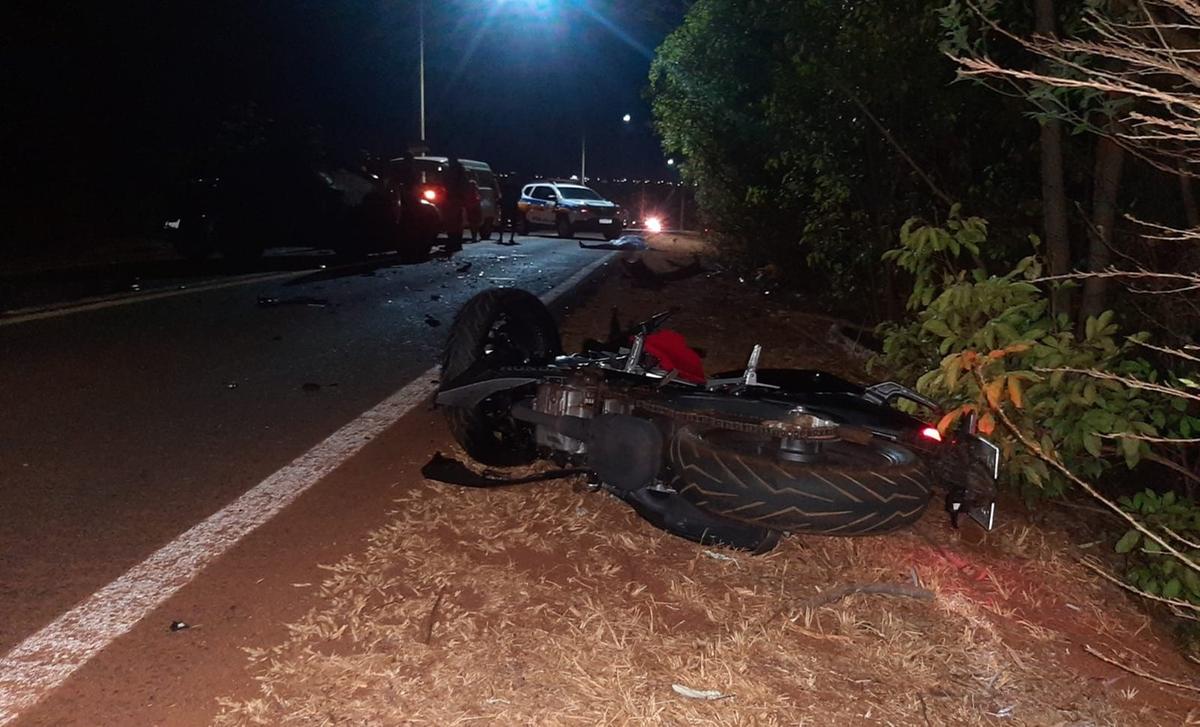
[517,181,623,240]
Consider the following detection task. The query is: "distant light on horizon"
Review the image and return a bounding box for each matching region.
[622,113,631,123]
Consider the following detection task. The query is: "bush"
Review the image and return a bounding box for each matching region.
[875,209,1196,500]
[1117,489,1200,602]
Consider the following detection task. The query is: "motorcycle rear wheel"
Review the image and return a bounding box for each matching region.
[441,288,562,466]
[670,427,933,535]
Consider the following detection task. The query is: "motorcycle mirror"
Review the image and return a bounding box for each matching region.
[631,309,675,337]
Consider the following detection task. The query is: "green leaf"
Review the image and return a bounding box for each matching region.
[1164,578,1183,600]
[1183,568,1200,596]
[1114,529,1140,554]
[924,319,952,338]
[1083,433,1103,458]
[1120,436,1140,469]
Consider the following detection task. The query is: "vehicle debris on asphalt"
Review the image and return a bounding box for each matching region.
[256,295,329,308]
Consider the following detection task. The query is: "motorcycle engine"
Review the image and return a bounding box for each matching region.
[531,373,629,455]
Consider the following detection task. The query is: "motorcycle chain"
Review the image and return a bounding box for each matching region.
[618,397,841,441]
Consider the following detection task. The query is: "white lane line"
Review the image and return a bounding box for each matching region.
[0,253,612,725]
[0,271,308,327]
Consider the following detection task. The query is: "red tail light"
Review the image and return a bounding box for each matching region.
[422,188,438,201]
[920,426,943,443]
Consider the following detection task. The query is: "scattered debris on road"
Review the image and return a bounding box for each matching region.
[455,262,472,274]
[168,621,191,632]
[256,295,329,308]
[424,315,441,327]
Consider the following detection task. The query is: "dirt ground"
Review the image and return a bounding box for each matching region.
[212,235,1200,726]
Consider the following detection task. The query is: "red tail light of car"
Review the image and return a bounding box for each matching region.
[920,426,943,443]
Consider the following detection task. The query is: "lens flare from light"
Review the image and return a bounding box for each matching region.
[423,188,438,201]
[645,216,663,233]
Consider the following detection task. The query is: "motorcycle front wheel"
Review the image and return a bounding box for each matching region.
[669,427,934,535]
[440,288,562,466]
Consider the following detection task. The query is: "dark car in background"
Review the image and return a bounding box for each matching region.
[164,162,439,263]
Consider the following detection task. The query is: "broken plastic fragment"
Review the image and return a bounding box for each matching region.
[671,684,729,701]
[257,295,329,308]
[169,621,190,632]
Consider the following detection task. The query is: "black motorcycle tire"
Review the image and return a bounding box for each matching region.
[670,427,933,535]
[617,485,781,553]
[441,288,562,467]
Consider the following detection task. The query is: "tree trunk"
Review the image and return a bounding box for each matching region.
[1034,0,1073,320]
[1079,134,1125,322]
[1181,168,1200,229]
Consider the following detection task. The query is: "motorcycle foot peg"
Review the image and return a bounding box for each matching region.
[585,472,603,492]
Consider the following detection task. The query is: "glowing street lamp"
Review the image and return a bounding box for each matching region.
[581,113,634,184]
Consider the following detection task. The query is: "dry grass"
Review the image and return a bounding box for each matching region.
[213,245,1198,726]
[212,472,1193,726]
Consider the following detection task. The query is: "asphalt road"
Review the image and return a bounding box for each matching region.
[0,235,609,659]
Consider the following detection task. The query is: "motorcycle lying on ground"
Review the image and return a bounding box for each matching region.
[429,288,1000,552]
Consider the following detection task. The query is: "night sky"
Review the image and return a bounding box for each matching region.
[3,0,684,202]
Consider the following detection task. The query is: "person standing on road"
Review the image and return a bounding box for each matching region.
[465,177,483,242]
[394,152,418,218]
[444,158,468,251]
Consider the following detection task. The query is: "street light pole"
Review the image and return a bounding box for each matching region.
[580,132,586,184]
[418,0,426,143]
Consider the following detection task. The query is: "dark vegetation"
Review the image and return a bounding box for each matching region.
[648,0,1200,645]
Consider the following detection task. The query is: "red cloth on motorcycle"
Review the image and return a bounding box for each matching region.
[644,330,706,384]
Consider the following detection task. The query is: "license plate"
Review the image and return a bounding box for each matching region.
[599,218,613,224]
[969,436,1001,530]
